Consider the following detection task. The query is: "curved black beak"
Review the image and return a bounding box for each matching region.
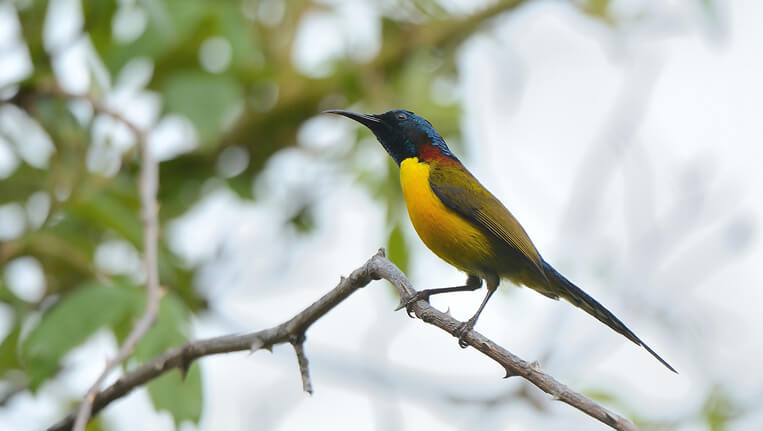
[324,110,382,130]
[325,109,404,164]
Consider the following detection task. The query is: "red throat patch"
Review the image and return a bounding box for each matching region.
[418,143,458,165]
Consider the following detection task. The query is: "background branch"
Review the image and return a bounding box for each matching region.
[27,88,166,431]
[49,250,638,431]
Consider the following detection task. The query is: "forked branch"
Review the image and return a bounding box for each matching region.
[49,250,638,431]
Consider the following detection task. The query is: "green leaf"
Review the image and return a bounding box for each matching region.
[0,322,22,374]
[70,192,142,247]
[286,201,315,234]
[134,294,188,360]
[84,416,107,431]
[136,293,202,425]
[703,386,741,431]
[225,175,255,200]
[386,223,409,275]
[584,0,610,18]
[0,280,26,305]
[162,71,243,146]
[146,363,203,426]
[17,0,50,70]
[214,5,261,70]
[0,164,47,206]
[85,0,208,77]
[20,281,139,390]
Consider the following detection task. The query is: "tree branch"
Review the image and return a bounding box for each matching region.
[27,87,166,431]
[48,249,638,431]
[290,334,313,395]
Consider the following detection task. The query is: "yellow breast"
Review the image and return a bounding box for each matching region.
[399,157,493,276]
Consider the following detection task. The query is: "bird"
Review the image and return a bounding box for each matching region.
[326,108,676,373]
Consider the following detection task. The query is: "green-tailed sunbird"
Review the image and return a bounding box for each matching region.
[327,109,676,373]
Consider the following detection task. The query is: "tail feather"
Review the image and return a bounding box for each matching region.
[541,260,677,373]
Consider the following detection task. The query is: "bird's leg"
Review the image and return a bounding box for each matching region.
[456,275,499,348]
[397,275,482,317]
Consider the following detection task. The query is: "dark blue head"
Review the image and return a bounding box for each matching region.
[325,109,455,165]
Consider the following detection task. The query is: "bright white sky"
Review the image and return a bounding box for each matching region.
[1,0,762,430]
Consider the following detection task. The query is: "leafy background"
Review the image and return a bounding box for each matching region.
[1,0,762,430]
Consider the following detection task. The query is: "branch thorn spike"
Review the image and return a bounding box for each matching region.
[178,357,193,381]
[46,250,641,431]
[604,412,616,424]
[250,338,265,354]
[393,300,407,312]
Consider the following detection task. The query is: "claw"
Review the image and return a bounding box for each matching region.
[394,290,433,317]
[455,319,475,348]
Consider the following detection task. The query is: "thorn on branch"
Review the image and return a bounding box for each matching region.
[46,250,642,431]
[503,367,515,379]
[178,356,194,381]
[289,334,313,395]
[604,412,617,426]
[393,298,408,312]
[249,337,272,353]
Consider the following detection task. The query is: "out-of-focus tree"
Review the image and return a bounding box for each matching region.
[0,0,734,429]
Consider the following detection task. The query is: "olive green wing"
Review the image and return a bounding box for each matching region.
[428,164,545,276]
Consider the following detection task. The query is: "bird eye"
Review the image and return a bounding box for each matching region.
[396,112,408,120]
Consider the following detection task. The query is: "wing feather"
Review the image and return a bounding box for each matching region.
[428,164,544,275]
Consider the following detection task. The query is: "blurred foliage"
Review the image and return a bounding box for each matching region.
[0,0,529,424]
[702,386,742,431]
[21,280,139,390]
[0,0,727,428]
[134,293,203,425]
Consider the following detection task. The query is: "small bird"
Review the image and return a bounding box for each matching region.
[326,109,676,373]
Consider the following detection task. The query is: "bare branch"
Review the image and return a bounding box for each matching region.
[29,88,166,431]
[290,334,313,395]
[48,250,638,431]
[373,256,638,431]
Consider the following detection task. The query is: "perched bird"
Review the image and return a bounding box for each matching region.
[326,109,676,373]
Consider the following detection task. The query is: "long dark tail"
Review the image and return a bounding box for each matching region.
[541,260,677,373]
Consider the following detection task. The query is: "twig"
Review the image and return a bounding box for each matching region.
[12,85,145,140]
[290,334,313,395]
[373,254,638,431]
[48,250,638,431]
[34,88,166,431]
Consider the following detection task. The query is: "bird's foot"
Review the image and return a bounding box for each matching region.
[455,319,477,348]
[395,290,437,317]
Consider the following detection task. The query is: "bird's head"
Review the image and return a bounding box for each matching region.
[325,109,456,165]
